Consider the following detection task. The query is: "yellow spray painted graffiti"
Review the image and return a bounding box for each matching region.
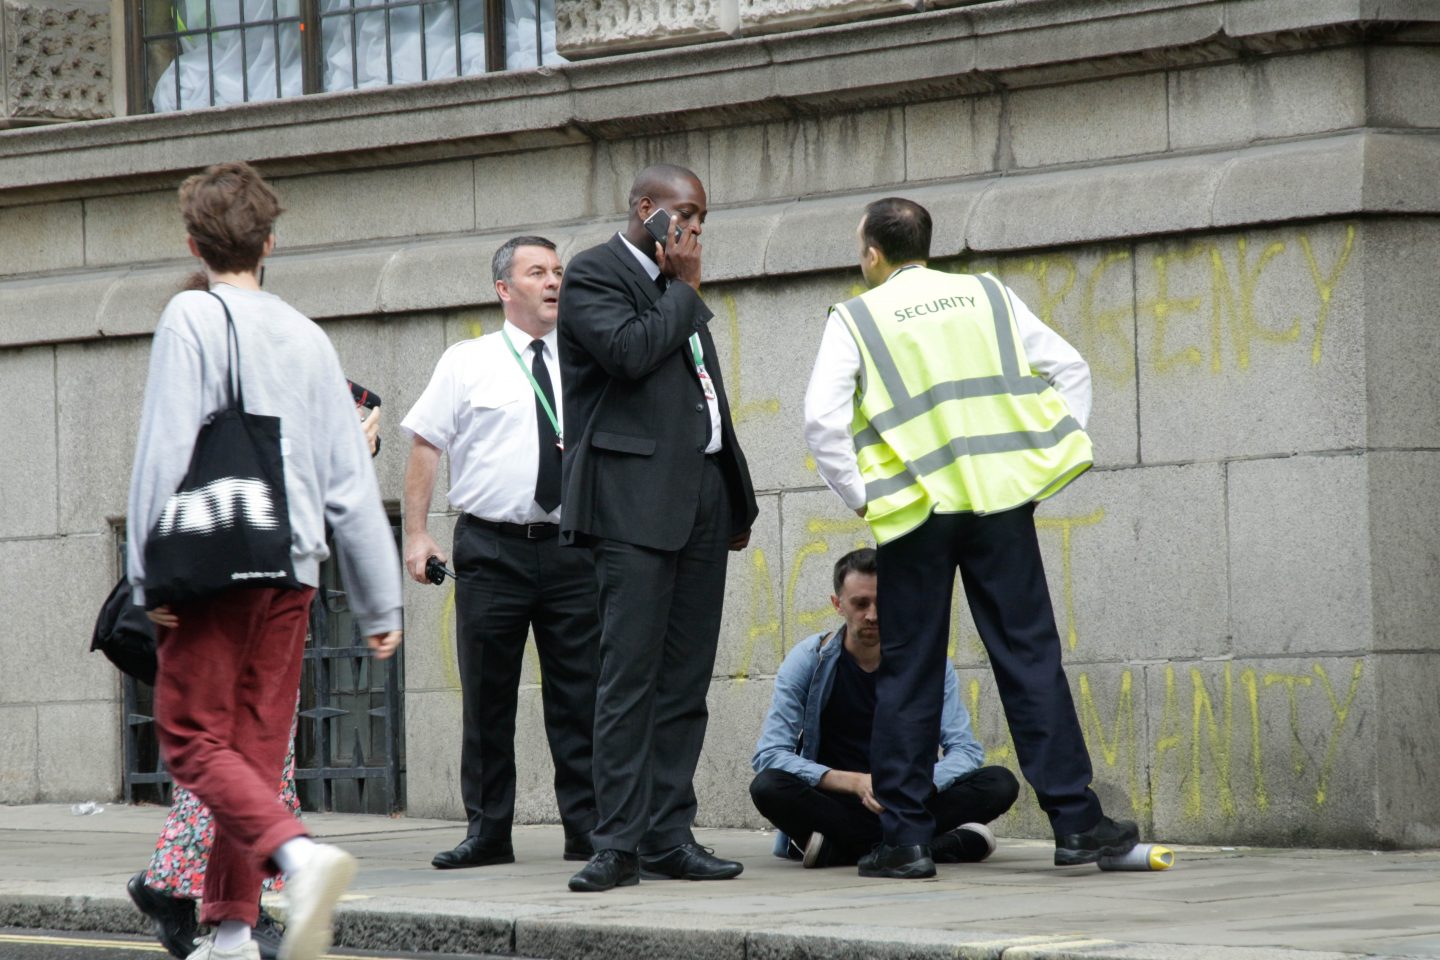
[420,223,1369,828]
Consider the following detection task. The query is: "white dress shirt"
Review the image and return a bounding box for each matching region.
[617,233,722,454]
[803,268,1093,511]
[402,319,564,523]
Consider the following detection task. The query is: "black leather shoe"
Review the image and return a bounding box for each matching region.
[639,842,743,881]
[857,843,936,879]
[431,835,515,869]
[252,906,284,960]
[568,849,640,892]
[563,834,595,862]
[126,871,198,960]
[1054,815,1139,866]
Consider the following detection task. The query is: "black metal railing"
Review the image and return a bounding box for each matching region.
[294,546,406,814]
[116,522,406,814]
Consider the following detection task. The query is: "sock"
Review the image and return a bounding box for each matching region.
[214,921,251,951]
[273,835,319,876]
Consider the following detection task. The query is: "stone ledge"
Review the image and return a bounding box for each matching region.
[3,130,1435,349]
[1,0,1433,202]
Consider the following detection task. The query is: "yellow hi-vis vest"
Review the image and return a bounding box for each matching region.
[833,267,1092,544]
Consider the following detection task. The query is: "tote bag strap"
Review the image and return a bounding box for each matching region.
[204,289,246,412]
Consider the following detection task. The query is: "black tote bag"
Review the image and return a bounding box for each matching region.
[90,575,158,685]
[141,291,301,609]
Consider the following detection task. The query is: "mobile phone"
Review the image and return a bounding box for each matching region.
[643,207,682,248]
[348,380,382,409]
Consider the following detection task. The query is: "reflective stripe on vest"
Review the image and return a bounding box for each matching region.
[834,269,1092,543]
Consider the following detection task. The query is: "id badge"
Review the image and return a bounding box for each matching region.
[698,369,717,401]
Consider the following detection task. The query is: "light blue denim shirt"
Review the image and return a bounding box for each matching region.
[751,626,987,856]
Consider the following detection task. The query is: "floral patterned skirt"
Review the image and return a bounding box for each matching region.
[142,718,301,899]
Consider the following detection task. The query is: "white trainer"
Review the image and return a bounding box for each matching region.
[801,831,828,869]
[278,843,357,960]
[186,934,260,960]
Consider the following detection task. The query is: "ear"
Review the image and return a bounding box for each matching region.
[263,233,276,257]
[495,278,512,304]
[186,235,203,260]
[830,594,842,614]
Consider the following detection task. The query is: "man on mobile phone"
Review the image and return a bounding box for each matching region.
[557,164,759,892]
[401,236,601,871]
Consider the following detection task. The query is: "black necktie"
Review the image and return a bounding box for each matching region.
[654,273,668,293]
[531,340,561,513]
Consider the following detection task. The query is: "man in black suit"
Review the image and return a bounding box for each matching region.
[557,164,759,892]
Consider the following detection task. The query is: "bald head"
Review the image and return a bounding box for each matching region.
[628,164,702,208]
[622,163,709,260]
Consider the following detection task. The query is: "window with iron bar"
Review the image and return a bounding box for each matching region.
[125,0,559,114]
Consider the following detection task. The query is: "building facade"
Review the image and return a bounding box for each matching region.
[3,0,1439,848]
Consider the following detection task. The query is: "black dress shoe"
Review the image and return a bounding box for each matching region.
[252,906,285,960]
[431,835,515,869]
[858,843,936,879]
[1054,815,1139,866]
[568,849,640,892]
[639,842,743,881]
[563,834,595,862]
[126,871,198,960]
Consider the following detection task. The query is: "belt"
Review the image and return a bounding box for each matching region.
[467,516,559,539]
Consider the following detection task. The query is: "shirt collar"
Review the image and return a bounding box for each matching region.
[617,232,661,281]
[502,318,557,355]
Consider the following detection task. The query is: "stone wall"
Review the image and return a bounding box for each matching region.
[0,0,111,126]
[2,0,1439,847]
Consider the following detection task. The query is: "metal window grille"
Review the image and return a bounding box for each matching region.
[114,519,407,814]
[126,0,556,114]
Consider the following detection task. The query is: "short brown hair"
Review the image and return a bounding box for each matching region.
[178,161,283,274]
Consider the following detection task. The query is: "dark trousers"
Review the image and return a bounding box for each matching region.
[873,504,1103,845]
[750,766,1019,865]
[453,515,600,841]
[153,587,314,926]
[589,457,731,854]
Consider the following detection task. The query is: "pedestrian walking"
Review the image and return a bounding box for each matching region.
[126,161,403,960]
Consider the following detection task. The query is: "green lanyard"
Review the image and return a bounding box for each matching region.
[689,333,705,371]
[501,329,562,442]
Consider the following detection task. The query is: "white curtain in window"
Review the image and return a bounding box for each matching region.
[151,0,562,111]
[321,0,485,91]
[504,0,560,70]
[152,0,303,111]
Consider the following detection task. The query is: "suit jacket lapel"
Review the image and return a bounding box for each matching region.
[603,234,662,307]
[603,235,714,399]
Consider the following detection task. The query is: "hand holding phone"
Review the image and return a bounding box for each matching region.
[645,207,702,290]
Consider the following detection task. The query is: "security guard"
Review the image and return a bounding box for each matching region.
[802,197,1138,879]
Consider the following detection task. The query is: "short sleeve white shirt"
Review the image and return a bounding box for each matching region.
[401,320,563,523]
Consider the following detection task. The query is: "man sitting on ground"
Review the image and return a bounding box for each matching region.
[750,548,1018,869]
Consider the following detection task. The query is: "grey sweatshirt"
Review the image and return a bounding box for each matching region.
[126,286,402,636]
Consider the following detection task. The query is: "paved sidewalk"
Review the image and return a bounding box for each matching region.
[2,803,1438,960]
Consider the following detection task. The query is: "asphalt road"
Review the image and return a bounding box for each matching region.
[0,930,505,960]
